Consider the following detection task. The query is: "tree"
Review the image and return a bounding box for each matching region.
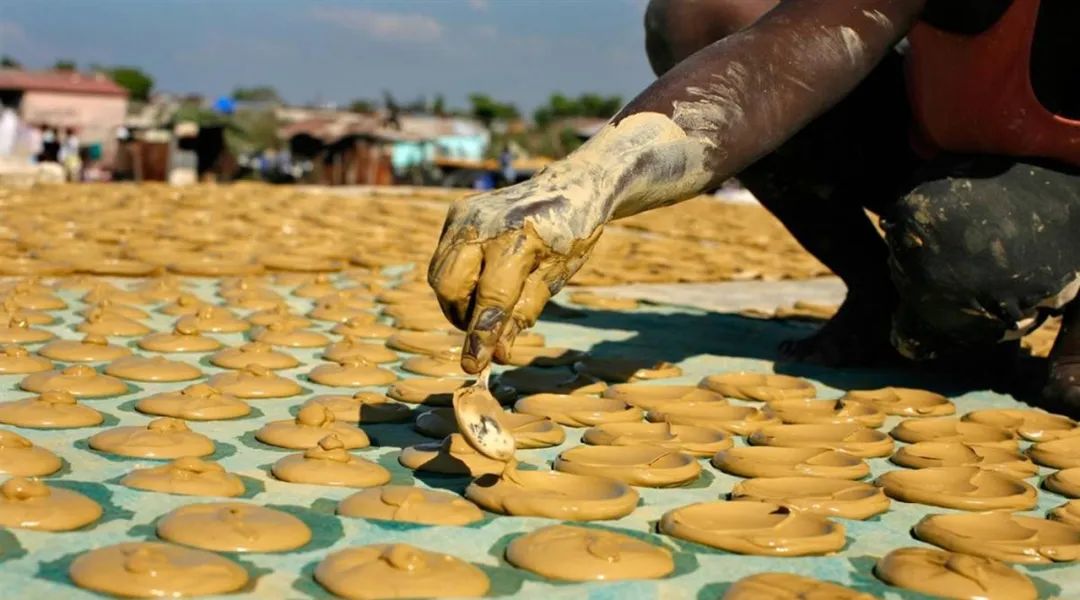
[402,95,427,114]
[0,56,20,69]
[468,94,519,128]
[106,67,154,102]
[232,86,280,103]
[53,59,77,71]
[533,92,622,125]
[348,99,376,114]
[432,94,446,116]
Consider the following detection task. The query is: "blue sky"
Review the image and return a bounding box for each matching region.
[0,0,656,113]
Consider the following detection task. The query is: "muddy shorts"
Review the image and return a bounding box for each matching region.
[883,157,1080,359]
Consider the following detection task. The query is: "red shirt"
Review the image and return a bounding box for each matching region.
[907,0,1080,166]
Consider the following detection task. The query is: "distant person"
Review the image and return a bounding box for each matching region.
[38,127,60,163]
[498,147,516,186]
[61,128,82,181]
[0,106,17,157]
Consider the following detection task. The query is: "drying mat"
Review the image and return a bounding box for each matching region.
[0,274,1073,600]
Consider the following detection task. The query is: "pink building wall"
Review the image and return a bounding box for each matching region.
[19,91,127,161]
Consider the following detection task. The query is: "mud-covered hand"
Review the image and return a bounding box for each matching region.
[428,168,607,374]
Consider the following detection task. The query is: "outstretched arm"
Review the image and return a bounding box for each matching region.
[430,0,926,374]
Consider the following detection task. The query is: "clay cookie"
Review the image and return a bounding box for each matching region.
[272,435,390,488]
[496,367,607,396]
[19,364,128,398]
[68,542,249,597]
[389,377,515,407]
[307,358,397,387]
[877,466,1038,511]
[506,524,674,581]
[890,441,1038,480]
[322,337,399,364]
[748,424,895,458]
[842,387,955,417]
[135,383,251,421]
[256,404,370,450]
[104,355,203,383]
[137,323,222,353]
[699,372,815,403]
[724,573,875,600]
[89,418,215,460]
[386,330,464,356]
[251,322,329,348]
[208,364,302,399]
[303,392,412,424]
[209,342,300,371]
[730,477,890,520]
[601,383,727,411]
[309,299,376,324]
[248,305,311,328]
[0,319,54,344]
[513,394,643,428]
[659,501,846,556]
[1045,468,1080,498]
[1028,436,1080,469]
[573,357,682,383]
[401,354,470,378]
[331,318,397,339]
[889,418,1017,449]
[875,546,1037,600]
[0,390,103,428]
[0,430,62,476]
[122,457,246,497]
[503,346,585,368]
[157,502,312,553]
[567,291,639,311]
[1049,500,1080,527]
[176,306,250,333]
[38,334,131,362]
[338,485,484,526]
[466,461,639,521]
[74,310,148,337]
[647,402,779,436]
[768,398,885,428]
[554,445,701,488]
[914,512,1080,564]
[0,345,52,374]
[711,446,870,480]
[0,477,102,531]
[398,434,508,477]
[315,544,489,600]
[581,421,731,457]
[963,408,1078,442]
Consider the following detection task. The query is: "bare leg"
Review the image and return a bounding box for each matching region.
[738,51,918,365]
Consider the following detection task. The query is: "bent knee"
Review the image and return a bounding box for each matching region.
[884,171,1080,356]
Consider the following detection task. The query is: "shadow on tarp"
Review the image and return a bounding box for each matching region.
[540,303,1053,407]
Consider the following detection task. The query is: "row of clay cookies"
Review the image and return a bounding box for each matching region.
[8,275,1071,591]
[0,219,1041,591]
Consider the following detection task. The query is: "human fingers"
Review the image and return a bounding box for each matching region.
[428,243,482,330]
[461,232,542,374]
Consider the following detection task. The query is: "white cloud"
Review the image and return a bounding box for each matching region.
[310,7,443,43]
[468,0,489,10]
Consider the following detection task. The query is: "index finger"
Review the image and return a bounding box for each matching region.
[428,243,482,330]
[461,231,543,374]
